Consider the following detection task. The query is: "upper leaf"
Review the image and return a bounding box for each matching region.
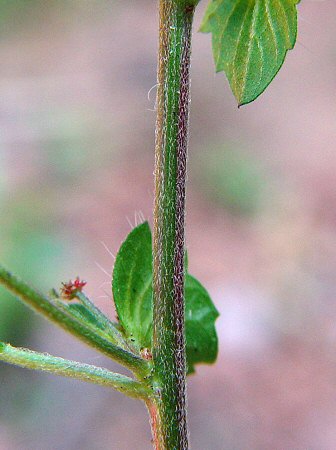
[200,0,300,105]
[112,222,219,373]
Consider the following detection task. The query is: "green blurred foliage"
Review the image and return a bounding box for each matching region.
[194,145,270,216]
[0,0,121,437]
[0,187,73,425]
[0,196,69,345]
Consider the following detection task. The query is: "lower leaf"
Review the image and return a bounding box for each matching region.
[112,222,219,374]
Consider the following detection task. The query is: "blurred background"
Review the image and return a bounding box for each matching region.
[0,0,335,449]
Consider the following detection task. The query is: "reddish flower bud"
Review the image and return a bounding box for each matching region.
[60,277,87,300]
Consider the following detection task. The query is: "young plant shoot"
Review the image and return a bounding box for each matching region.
[0,1,301,449]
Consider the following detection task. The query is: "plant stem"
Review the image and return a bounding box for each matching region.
[0,342,152,400]
[152,1,195,448]
[0,265,149,377]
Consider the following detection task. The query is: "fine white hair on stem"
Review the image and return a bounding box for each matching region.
[99,280,111,286]
[96,289,112,303]
[138,210,145,223]
[147,83,158,101]
[134,210,145,226]
[100,241,115,260]
[127,211,146,229]
[95,261,111,279]
[147,83,158,112]
[98,280,111,290]
[102,288,113,301]
[126,216,134,229]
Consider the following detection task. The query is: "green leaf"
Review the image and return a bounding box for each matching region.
[64,303,106,331]
[185,275,219,373]
[200,0,300,105]
[112,222,219,373]
[112,223,153,350]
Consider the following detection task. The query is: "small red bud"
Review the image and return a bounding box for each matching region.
[60,277,87,300]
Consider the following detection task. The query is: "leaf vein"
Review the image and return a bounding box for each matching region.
[232,3,252,97]
[216,0,245,70]
[265,0,280,62]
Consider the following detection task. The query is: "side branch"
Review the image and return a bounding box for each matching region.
[0,265,149,377]
[0,342,152,400]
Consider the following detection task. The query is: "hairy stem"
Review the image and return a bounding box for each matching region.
[0,342,152,400]
[152,1,195,448]
[0,265,150,377]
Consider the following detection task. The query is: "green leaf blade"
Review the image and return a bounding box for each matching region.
[112,223,219,373]
[200,0,300,105]
[112,222,153,350]
[185,275,219,374]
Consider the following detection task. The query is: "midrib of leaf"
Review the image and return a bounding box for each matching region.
[125,239,142,325]
[235,0,262,104]
[215,0,243,69]
[265,0,280,62]
[231,2,252,97]
[133,274,152,337]
[274,0,291,44]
